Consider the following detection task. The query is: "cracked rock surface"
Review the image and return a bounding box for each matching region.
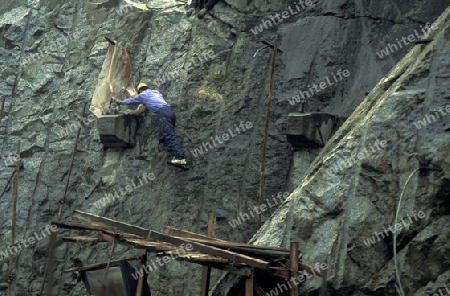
[0,0,449,295]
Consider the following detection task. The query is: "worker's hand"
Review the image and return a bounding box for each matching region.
[112,98,123,105]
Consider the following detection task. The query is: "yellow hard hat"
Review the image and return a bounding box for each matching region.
[137,82,148,91]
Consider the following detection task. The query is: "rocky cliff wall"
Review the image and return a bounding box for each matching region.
[214,5,450,296]
[0,0,448,295]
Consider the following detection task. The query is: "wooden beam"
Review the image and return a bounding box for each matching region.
[64,256,140,273]
[258,42,277,230]
[164,226,290,255]
[174,238,290,258]
[9,140,20,296]
[62,236,101,243]
[195,241,290,259]
[72,210,150,237]
[199,264,212,294]
[59,103,86,219]
[99,232,118,243]
[200,213,215,296]
[52,221,144,243]
[52,220,111,232]
[245,272,254,296]
[290,242,298,296]
[149,231,270,270]
[206,213,215,237]
[163,226,224,242]
[57,219,288,264]
[135,250,147,296]
[120,237,180,252]
[104,237,116,277]
[44,231,58,296]
[121,237,229,264]
[177,253,228,264]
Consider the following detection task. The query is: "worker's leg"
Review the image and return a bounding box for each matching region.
[158,134,168,153]
[157,109,173,156]
[189,0,199,8]
[198,0,217,18]
[187,0,200,16]
[157,107,185,160]
[205,0,219,10]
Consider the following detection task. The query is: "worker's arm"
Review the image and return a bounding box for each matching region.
[122,94,144,105]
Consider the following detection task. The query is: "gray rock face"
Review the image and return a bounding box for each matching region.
[0,0,448,295]
[214,5,450,296]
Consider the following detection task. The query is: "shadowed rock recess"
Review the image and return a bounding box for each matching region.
[0,0,449,295]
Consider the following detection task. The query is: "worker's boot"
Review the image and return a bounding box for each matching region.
[170,158,187,165]
[197,8,208,19]
[186,8,195,17]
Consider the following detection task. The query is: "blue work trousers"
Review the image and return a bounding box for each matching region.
[157,107,185,159]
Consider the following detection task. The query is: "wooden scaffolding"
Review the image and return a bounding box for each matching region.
[52,211,320,296]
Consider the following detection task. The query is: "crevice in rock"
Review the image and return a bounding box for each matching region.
[4,8,32,147]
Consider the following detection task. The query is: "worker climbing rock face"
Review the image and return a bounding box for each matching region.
[186,0,219,18]
[118,82,187,166]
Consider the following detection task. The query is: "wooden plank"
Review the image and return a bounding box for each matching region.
[258,43,277,230]
[59,103,86,219]
[104,237,116,277]
[191,240,290,259]
[177,254,228,264]
[99,232,118,243]
[73,210,150,237]
[164,226,290,253]
[149,231,270,270]
[120,237,179,252]
[136,250,147,296]
[58,220,287,263]
[44,231,58,296]
[53,221,146,243]
[59,216,288,257]
[56,219,284,270]
[64,256,140,273]
[157,238,289,260]
[206,213,215,237]
[201,213,215,296]
[163,226,224,242]
[245,274,254,296]
[38,232,57,296]
[200,247,213,294]
[117,237,231,267]
[289,242,298,296]
[62,236,101,243]
[9,140,20,296]
[52,220,112,233]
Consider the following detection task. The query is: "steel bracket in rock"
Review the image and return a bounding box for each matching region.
[97,114,137,148]
[286,112,345,148]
